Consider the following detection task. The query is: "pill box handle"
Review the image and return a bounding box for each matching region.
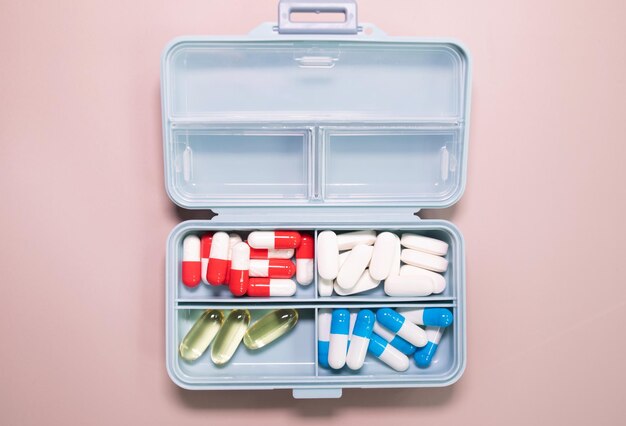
[292,387,343,399]
[278,0,359,34]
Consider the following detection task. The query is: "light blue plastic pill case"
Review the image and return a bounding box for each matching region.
[162,6,471,399]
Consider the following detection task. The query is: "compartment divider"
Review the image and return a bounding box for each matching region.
[175,300,457,309]
[314,308,319,377]
[317,128,326,201]
[313,229,319,300]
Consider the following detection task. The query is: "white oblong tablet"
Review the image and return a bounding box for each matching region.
[400,248,448,273]
[336,230,376,251]
[336,244,374,289]
[338,250,350,269]
[400,264,446,294]
[339,250,352,272]
[369,232,398,280]
[334,269,380,296]
[400,233,449,256]
[384,275,434,296]
[317,231,339,280]
[331,251,351,293]
[318,277,334,297]
[389,234,401,277]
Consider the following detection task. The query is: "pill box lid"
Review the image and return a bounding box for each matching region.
[161,23,471,210]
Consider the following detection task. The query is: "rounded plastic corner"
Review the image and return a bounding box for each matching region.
[438,180,467,210]
[165,334,201,391]
[437,352,467,387]
[163,178,189,210]
[166,220,204,250]
[166,359,194,390]
[161,36,192,67]
[433,219,465,248]
[445,39,471,62]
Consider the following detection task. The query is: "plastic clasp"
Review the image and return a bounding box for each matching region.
[278,0,359,34]
[292,388,343,399]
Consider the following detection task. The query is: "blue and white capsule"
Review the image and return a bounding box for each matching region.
[346,310,375,370]
[328,309,350,369]
[372,321,417,355]
[347,309,358,350]
[396,307,454,327]
[376,308,428,347]
[368,333,410,372]
[317,309,332,368]
[414,327,444,368]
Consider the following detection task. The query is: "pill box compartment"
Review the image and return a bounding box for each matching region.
[170,223,461,302]
[175,228,317,301]
[168,128,314,206]
[166,125,465,208]
[171,308,316,386]
[321,127,463,205]
[316,227,459,301]
[167,303,464,389]
[316,304,461,382]
[167,222,466,391]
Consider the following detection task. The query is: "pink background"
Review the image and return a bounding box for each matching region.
[1,0,625,424]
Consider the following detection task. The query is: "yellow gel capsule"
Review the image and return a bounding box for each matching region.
[243,309,298,350]
[211,309,251,365]
[179,310,224,361]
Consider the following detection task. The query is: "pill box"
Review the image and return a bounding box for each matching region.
[163,0,471,398]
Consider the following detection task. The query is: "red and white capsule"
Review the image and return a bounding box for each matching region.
[249,258,296,278]
[200,233,213,285]
[206,232,229,285]
[247,278,297,297]
[223,233,243,286]
[247,231,302,250]
[248,247,295,259]
[229,242,250,296]
[296,233,314,285]
[181,235,201,287]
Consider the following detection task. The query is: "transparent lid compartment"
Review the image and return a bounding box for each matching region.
[165,42,466,121]
[322,127,462,204]
[168,128,313,206]
[162,37,470,208]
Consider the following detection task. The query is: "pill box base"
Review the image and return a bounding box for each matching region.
[162,13,471,399]
[166,220,466,398]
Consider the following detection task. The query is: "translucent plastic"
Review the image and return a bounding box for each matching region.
[171,129,311,203]
[162,27,470,396]
[162,38,470,208]
[323,129,462,203]
[166,42,465,120]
